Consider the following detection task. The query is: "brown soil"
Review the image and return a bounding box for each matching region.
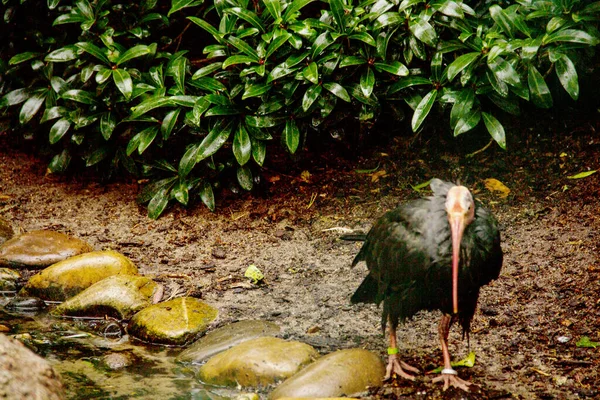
[0,120,599,399]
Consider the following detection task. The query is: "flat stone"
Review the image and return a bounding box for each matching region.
[0,333,66,399]
[177,320,280,364]
[0,230,93,268]
[269,349,385,399]
[128,297,218,346]
[198,337,318,388]
[20,250,138,301]
[0,268,20,291]
[0,218,13,245]
[51,275,160,319]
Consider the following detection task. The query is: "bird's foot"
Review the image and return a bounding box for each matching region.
[384,353,419,381]
[431,368,474,391]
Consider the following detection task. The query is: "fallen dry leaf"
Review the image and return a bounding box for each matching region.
[484,178,510,198]
[371,170,387,183]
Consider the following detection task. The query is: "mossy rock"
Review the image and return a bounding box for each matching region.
[128,297,218,346]
[269,349,384,399]
[177,320,280,364]
[51,275,159,319]
[0,268,20,291]
[0,218,13,245]
[20,250,137,301]
[0,230,92,268]
[198,337,318,388]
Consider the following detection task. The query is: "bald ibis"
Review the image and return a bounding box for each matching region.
[348,179,503,391]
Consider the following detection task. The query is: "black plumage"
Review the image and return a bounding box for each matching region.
[348,178,503,391]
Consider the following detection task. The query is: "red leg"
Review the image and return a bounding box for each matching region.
[384,316,419,381]
[431,314,474,391]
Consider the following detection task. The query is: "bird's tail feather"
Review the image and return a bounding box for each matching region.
[350,274,378,304]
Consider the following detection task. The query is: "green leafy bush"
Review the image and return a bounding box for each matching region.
[1,0,599,217]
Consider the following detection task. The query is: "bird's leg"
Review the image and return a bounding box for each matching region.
[384,316,419,381]
[432,314,473,391]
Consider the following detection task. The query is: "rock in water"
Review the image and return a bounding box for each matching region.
[20,250,138,301]
[177,320,280,364]
[0,230,92,268]
[128,297,218,345]
[269,349,384,399]
[0,268,20,291]
[0,333,66,399]
[0,218,13,245]
[198,337,319,388]
[51,275,160,319]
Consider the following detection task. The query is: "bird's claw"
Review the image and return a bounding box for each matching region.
[384,354,419,381]
[431,370,474,391]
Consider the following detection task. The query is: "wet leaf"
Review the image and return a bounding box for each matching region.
[567,170,597,179]
[244,265,264,284]
[237,166,253,190]
[49,118,71,144]
[200,181,215,211]
[576,336,600,348]
[484,178,510,198]
[411,89,437,132]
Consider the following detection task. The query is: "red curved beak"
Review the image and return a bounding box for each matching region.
[449,214,466,314]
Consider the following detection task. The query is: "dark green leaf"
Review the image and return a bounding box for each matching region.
[283,119,300,154]
[75,42,110,64]
[96,67,112,84]
[162,108,181,140]
[100,112,116,140]
[266,31,292,59]
[374,61,409,76]
[555,55,578,101]
[19,93,46,125]
[130,97,174,118]
[283,0,316,22]
[330,0,346,33]
[303,62,319,84]
[360,67,375,97]
[544,29,599,46]
[374,12,402,29]
[138,126,159,154]
[302,84,323,111]
[113,68,133,100]
[196,122,233,162]
[409,17,437,47]
[48,149,71,173]
[246,115,285,128]
[482,112,506,149]
[349,32,376,47]
[222,55,257,69]
[172,180,189,206]
[169,0,201,16]
[189,77,227,92]
[148,187,171,219]
[45,46,78,62]
[323,82,350,102]
[116,44,155,66]
[41,106,67,123]
[170,57,187,94]
[489,5,513,38]
[200,181,215,211]
[49,118,71,144]
[205,105,239,116]
[488,56,520,86]
[9,52,40,65]
[227,36,260,60]
[226,7,265,32]
[487,69,509,98]
[61,89,98,105]
[179,143,200,177]
[237,166,253,190]
[84,146,110,167]
[454,109,480,136]
[233,124,252,166]
[528,65,552,108]
[264,0,282,19]
[450,89,474,128]
[0,88,29,107]
[192,62,223,80]
[311,32,335,59]
[447,52,480,81]
[488,92,521,115]
[251,138,267,166]
[340,56,366,68]
[242,83,271,100]
[53,12,87,26]
[411,89,437,132]
[435,0,464,18]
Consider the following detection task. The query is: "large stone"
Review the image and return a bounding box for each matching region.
[198,337,318,388]
[51,275,160,319]
[20,250,138,301]
[0,333,66,399]
[0,230,93,268]
[0,217,13,245]
[128,297,218,346]
[269,349,384,399]
[177,320,280,364]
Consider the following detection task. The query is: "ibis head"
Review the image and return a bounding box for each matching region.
[445,185,475,314]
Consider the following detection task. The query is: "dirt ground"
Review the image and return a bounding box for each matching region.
[0,116,599,399]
